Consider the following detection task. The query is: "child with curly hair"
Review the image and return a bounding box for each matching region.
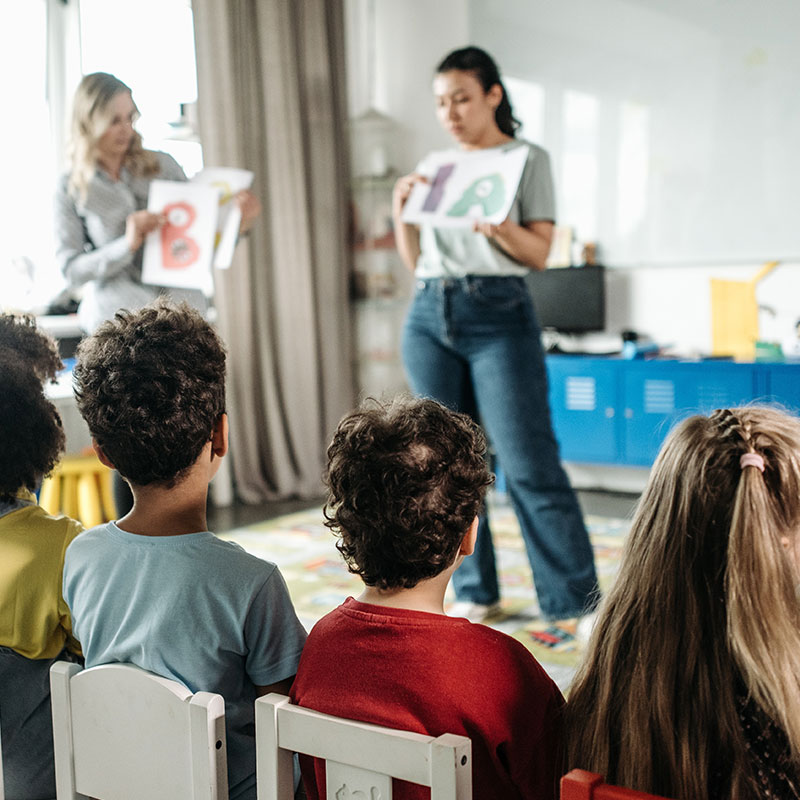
[63,300,307,800]
[0,314,83,799]
[291,396,564,800]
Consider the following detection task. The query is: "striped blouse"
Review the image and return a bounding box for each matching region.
[54,151,207,332]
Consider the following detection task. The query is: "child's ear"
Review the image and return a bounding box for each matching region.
[92,440,116,470]
[459,516,479,557]
[487,82,503,110]
[211,413,229,459]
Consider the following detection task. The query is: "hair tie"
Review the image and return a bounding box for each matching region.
[740,452,765,473]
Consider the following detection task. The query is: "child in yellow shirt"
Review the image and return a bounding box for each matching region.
[0,314,83,799]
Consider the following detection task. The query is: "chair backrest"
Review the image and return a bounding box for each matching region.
[561,769,672,800]
[50,661,228,800]
[255,693,471,800]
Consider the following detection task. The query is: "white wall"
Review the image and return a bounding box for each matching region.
[469,0,800,267]
[606,261,800,357]
[345,0,800,358]
[345,0,469,173]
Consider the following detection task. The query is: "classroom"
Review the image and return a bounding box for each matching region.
[2,1,800,798]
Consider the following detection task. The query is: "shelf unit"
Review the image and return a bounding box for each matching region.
[350,174,412,399]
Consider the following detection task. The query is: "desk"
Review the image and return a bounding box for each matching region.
[546,356,799,467]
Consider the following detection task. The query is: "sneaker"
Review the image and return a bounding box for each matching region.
[447,600,502,624]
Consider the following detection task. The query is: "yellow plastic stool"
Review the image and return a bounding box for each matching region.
[40,454,116,528]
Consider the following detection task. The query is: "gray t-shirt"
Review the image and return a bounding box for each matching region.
[54,151,208,333]
[414,139,555,278]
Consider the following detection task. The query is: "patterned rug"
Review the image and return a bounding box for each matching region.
[219,497,630,691]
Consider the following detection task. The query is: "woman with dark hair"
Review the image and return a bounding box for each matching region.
[393,46,598,624]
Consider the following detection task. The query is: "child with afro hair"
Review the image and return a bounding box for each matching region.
[63,300,306,800]
[0,314,83,799]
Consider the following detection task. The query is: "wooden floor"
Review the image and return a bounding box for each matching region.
[206,495,324,534]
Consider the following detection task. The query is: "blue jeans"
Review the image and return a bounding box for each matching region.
[401,276,599,620]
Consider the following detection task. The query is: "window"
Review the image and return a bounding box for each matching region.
[0,0,58,310]
[79,0,202,176]
[0,0,201,313]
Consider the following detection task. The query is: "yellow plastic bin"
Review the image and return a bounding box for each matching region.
[710,260,779,360]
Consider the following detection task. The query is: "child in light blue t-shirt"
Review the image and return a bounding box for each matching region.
[63,300,307,800]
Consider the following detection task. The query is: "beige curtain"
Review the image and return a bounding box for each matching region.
[192,0,355,501]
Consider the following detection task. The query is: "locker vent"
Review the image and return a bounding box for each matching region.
[566,377,596,411]
[644,379,675,414]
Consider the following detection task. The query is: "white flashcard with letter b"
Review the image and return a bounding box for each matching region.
[142,180,219,293]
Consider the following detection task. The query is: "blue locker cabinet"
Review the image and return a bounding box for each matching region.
[764,365,800,415]
[546,357,620,464]
[544,357,789,467]
[621,361,758,465]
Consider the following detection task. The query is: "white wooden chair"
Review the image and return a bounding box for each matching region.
[50,661,228,799]
[255,693,471,800]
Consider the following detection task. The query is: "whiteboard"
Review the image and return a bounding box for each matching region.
[470,0,800,266]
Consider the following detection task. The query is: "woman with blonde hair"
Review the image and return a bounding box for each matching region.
[55,73,259,513]
[54,72,259,334]
[566,405,800,799]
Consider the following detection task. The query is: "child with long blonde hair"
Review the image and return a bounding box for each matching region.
[566,405,800,799]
